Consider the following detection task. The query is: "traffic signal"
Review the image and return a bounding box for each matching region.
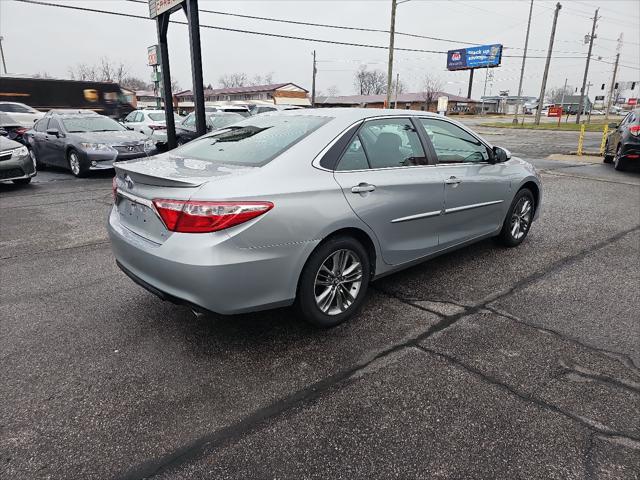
[614,82,619,89]
[632,82,636,90]
[601,84,605,90]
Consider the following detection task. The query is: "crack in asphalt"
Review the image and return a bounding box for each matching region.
[415,345,640,442]
[558,361,640,395]
[0,240,110,261]
[117,225,640,480]
[0,194,111,209]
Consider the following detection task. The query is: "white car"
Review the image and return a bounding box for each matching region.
[205,105,251,117]
[121,110,180,136]
[0,102,44,128]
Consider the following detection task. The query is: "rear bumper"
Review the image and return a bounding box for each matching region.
[620,140,640,160]
[107,206,318,315]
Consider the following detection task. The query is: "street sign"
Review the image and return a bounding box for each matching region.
[446,44,503,71]
[437,96,449,113]
[595,95,605,101]
[148,0,184,18]
[548,106,563,118]
[628,98,638,105]
[147,45,159,66]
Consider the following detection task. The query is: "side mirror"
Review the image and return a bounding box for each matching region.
[492,146,511,163]
[46,128,60,137]
[0,129,8,137]
[608,122,618,128]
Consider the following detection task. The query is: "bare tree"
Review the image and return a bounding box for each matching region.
[420,74,444,110]
[170,80,181,93]
[354,65,387,95]
[121,76,149,91]
[249,72,274,86]
[68,57,128,84]
[545,84,573,104]
[218,73,248,88]
[392,78,406,95]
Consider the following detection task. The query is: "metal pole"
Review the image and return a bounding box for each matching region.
[576,8,599,124]
[156,14,176,149]
[153,65,161,109]
[605,53,619,121]
[394,73,399,109]
[386,0,397,108]
[535,2,561,125]
[184,0,206,137]
[586,82,593,123]
[514,0,534,124]
[311,50,317,107]
[0,36,7,74]
[481,65,489,115]
[467,69,474,99]
[560,77,567,106]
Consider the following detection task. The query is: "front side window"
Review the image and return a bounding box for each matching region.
[183,113,196,127]
[174,115,331,166]
[124,111,137,122]
[419,118,489,164]
[47,118,61,132]
[358,118,427,169]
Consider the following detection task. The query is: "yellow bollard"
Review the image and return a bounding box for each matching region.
[577,124,586,156]
[599,124,609,155]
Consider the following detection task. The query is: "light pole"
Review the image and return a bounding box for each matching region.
[514,0,534,125]
[386,0,410,108]
[0,36,7,74]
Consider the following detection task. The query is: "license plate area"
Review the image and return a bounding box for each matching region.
[115,193,168,243]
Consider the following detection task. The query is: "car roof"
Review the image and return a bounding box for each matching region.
[267,107,442,122]
[45,109,100,116]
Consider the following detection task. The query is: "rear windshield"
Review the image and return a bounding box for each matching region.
[174,115,331,166]
[148,113,166,121]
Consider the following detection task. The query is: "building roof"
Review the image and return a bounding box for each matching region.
[175,82,308,98]
[316,92,478,105]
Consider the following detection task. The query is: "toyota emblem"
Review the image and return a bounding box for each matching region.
[128,146,134,152]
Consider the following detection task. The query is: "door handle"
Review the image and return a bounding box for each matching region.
[445,176,462,186]
[351,183,376,194]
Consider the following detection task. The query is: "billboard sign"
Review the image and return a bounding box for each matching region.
[628,98,638,105]
[147,45,159,66]
[447,44,503,71]
[148,0,184,18]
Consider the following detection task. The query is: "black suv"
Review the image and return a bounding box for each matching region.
[25,110,156,177]
[604,108,640,171]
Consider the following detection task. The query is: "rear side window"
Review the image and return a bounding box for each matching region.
[148,113,165,121]
[34,118,49,132]
[356,118,427,169]
[337,136,369,171]
[174,115,331,166]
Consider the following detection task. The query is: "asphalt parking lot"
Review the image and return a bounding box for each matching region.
[1,127,639,479]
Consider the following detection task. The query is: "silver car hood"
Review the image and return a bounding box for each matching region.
[72,130,147,145]
[115,152,258,187]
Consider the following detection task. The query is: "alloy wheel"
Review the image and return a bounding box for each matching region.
[69,152,81,176]
[314,249,363,315]
[510,197,532,240]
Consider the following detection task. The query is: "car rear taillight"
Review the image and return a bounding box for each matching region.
[629,125,640,136]
[152,199,273,233]
[149,125,167,131]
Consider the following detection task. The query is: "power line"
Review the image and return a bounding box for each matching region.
[124,0,588,55]
[14,0,588,60]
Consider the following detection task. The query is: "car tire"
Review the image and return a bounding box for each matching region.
[613,144,626,171]
[12,177,32,185]
[68,149,88,178]
[497,188,535,248]
[603,141,613,163]
[296,236,371,328]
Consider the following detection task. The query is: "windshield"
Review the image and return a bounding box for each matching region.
[148,113,166,121]
[62,116,125,133]
[174,115,331,166]
[207,113,244,129]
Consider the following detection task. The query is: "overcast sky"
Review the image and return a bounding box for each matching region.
[1,0,638,99]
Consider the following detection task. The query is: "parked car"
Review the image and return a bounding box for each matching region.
[604,108,640,171]
[205,105,251,117]
[0,112,30,145]
[175,111,245,145]
[121,109,171,136]
[109,109,542,327]
[0,101,44,127]
[24,110,156,177]
[0,134,36,185]
[248,104,304,115]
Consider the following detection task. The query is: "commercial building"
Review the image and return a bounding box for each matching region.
[174,83,310,112]
[479,95,538,114]
[315,92,479,114]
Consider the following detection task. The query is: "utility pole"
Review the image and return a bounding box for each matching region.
[386,0,397,108]
[311,50,317,107]
[514,0,534,125]
[605,34,622,121]
[535,2,562,125]
[576,8,599,124]
[394,73,399,109]
[0,36,7,74]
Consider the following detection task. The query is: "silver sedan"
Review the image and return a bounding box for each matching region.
[108,109,541,327]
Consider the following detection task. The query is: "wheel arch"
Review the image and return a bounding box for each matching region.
[519,180,540,213]
[318,227,378,278]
